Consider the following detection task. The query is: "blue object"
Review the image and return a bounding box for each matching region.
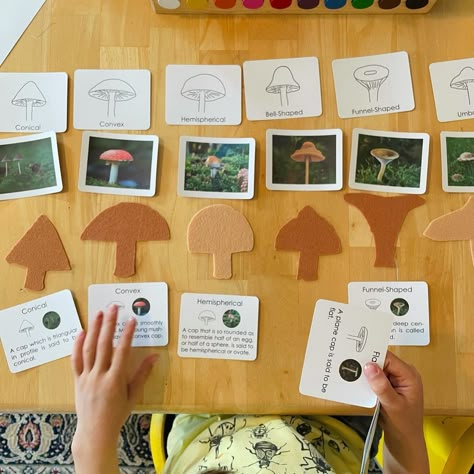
[324,0,346,8]
[118,180,138,188]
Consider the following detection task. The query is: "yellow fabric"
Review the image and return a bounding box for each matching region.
[150,414,166,473]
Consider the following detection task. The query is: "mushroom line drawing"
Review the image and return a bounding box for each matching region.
[19,320,34,337]
[89,79,137,118]
[353,64,390,104]
[346,326,368,352]
[365,298,381,310]
[198,310,216,326]
[266,66,300,107]
[370,148,400,183]
[181,74,226,113]
[12,81,46,122]
[450,67,474,106]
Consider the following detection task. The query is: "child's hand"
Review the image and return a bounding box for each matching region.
[364,351,429,474]
[71,306,158,474]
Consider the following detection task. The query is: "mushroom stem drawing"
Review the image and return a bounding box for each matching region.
[181,74,226,113]
[266,66,300,107]
[198,310,216,326]
[450,67,474,105]
[99,149,134,185]
[347,327,368,352]
[392,301,405,316]
[19,320,34,337]
[291,142,325,185]
[353,65,389,103]
[370,148,399,183]
[89,79,137,118]
[11,81,46,122]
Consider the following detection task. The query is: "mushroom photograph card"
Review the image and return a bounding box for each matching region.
[78,132,159,197]
[243,57,322,121]
[73,69,151,130]
[441,132,474,192]
[178,136,255,200]
[0,132,62,201]
[430,58,474,123]
[332,51,415,119]
[165,65,242,126]
[349,128,430,195]
[0,72,68,133]
[266,129,343,191]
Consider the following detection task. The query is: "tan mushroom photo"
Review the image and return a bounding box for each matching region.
[291,142,326,184]
[370,148,399,182]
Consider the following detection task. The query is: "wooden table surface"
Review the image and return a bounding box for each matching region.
[0,0,472,416]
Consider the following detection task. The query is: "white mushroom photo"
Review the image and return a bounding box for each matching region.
[370,148,400,183]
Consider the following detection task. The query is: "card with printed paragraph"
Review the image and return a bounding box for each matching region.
[300,299,393,408]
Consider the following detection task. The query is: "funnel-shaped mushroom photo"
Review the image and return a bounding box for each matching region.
[370,148,399,182]
[450,67,474,106]
[423,197,474,267]
[99,149,134,184]
[291,142,326,184]
[187,205,254,279]
[81,203,170,277]
[275,206,342,280]
[6,215,71,291]
[345,193,425,267]
[181,74,226,113]
[89,79,136,118]
[353,65,389,103]
[11,81,46,122]
[266,66,300,107]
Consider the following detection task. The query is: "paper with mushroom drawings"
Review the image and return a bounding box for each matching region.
[88,283,168,347]
[78,131,159,197]
[430,58,474,123]
[332,51,415,119]
[73,69,151,130]
[0,290,82,373]
[165,65,241,126]
[0,73,68,133]
[243,57,322,121]
[178,292,259,361]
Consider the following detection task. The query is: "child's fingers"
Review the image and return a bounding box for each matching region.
[111,317,137,373]
[128,354,159,404]
[83,311,104,371]
[71,330,86,376]
[364,362,399,408]
[95,305,119,371]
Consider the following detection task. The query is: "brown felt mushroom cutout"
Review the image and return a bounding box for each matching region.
[275,206,342,281]
[6,215,71,291]
[344,193,425,267]
[81,202,170,278]
[423,197,474,267]
[187,204,254,279]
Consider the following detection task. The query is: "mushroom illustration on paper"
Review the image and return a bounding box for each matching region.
[266,66,300,107]
[181,74,226,113]
[89,79,136,118]
[291,142,325,185]
[11,81,46,122]
[450,67,474,106]
[198,310,216,326]
[187,204,254,280]
[365,298,381,310]
[19,320,34,337]
[370,148,399,183]
[99,149,134,185]
[346,326,368,352]
[354,65,390,103]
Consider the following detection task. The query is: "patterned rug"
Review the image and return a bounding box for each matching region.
[0,413,156,473]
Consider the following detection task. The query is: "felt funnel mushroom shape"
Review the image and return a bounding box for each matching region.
[275,206,342,281]
[450,67,474,106]
[344,193,425,267]
[11,81,46,122]
[353,65,389,103]
[423,197,474,267]
[370,148,399,183]
[6,215,71,291]
[89,79,136,118]
[99,149,133,185]
[81,203,170,278]
[181,74,226,113]
[266,66,300,107]
[187,205,254,279]
[205,155,223,178]
[291,142,325,185]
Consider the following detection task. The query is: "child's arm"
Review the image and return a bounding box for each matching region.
[364,351,429,474]
[71,306,158,474]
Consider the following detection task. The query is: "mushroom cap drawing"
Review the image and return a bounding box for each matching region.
[365,298,382,310]
[198,310,216,325]
[89,79,136,103]
[354,65,389,85]
[291,142,325,163]
[181,74,226,113]
[11,81,46,108]
[266,66,300,95]
[450,67,474,91]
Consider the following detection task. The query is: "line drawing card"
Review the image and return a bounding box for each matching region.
[177,136,255,200]
[78,132,159,197]
[440,132,474,192]
[266,129,343,191]
[349,128,430,195]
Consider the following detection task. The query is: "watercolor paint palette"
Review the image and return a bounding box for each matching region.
[152,0,437,14]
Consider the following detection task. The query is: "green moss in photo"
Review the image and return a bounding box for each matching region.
[445,137,474,187]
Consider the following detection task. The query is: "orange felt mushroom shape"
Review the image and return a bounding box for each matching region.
[423,197,474,267]
[275,206,342,281]
[81,202,170,278]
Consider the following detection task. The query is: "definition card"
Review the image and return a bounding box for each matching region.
[440,132,474,193]
[243,57,322,121]
[88,283,168,347]
[300,299,393,408]
[178,293,259,361]
[166,65,241,125]
[349,128,430,195]
[332,51,415,119]
[0,72,68,133]
[266,129,343,191]
[430,58,474,122]
[178,136,255,200]
[78,131,159,197]
[348,282,430,346]
[0,290,82,373]
[74,69,151,130]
